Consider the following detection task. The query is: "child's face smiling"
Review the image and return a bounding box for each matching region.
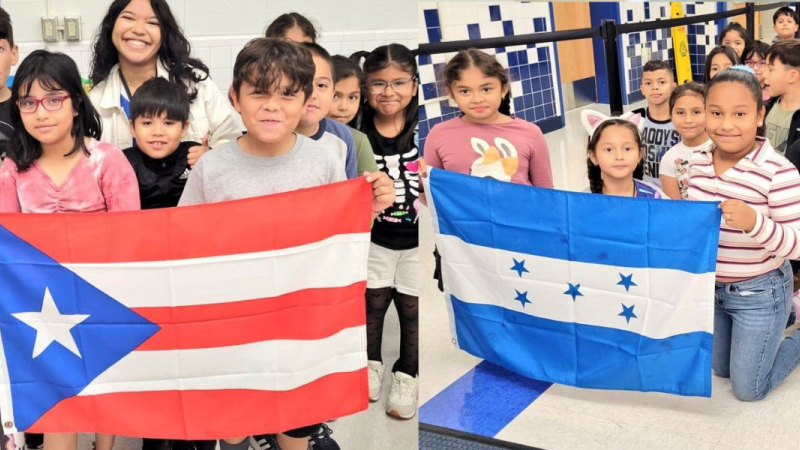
[671,93,707,147]
[366,65,418,119]
[299,55,334,129]
[231,74,308,152]
[130,111,188,159]
[589,125,641,182]
[705,81,764,157]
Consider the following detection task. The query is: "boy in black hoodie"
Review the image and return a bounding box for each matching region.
[123,77,204,210]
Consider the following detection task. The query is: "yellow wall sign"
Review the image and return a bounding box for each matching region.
[671,2,692,84]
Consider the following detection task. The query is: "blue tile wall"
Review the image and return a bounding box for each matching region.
[619,2,719,104]
[418,3,561,152]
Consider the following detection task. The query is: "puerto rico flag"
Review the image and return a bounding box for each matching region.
[0,179,371,438]
[424,168,720,397]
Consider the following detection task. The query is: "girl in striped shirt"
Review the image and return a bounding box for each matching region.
[688,66,800,401]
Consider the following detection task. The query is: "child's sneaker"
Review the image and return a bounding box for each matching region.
[252,434,278,450]
[367,360,385,402]
[386,371,418,419]
[788,291,800,328]
[309,424,340,450]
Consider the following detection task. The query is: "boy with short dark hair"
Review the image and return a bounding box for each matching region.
[0,7,19,161]
[178,37,395,450]
[764,40,800,157]
[295,42,358,179]
[772,7,799,43]
[631,60,680,188]
[766,39,800,324]
[123,77,200,210]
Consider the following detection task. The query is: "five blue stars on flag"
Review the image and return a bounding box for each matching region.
[509,258,639,324]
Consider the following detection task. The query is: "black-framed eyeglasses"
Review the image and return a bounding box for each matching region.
[16,94,71,114]
[368,76,418,95]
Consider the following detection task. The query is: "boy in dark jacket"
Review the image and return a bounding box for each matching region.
[123,77,205,210]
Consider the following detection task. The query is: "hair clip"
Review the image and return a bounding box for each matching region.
[580,110,645,138]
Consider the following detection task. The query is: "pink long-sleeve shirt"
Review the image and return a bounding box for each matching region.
[423,116,554,187]
[0,139,140,213]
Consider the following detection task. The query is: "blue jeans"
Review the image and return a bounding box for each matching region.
[713,260,800,400]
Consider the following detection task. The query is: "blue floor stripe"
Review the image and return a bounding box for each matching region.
[419,360,553,437]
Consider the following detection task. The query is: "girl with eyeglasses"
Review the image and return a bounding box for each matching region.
[0,50,139,215]
[0,49,139,450]
[743,40,771,101]
[353,43,420,420]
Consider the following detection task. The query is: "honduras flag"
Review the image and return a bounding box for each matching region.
[424,169,721,397]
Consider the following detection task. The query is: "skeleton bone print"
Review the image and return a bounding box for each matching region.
[374,146,419,224]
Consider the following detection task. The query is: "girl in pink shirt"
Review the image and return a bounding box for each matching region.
[0,50,138,450]
[423,48,553,188]
[0,50,138,214]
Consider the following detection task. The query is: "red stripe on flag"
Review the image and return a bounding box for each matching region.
[0,178,372,263]
[134,283,366,350]
[27,370,368,439]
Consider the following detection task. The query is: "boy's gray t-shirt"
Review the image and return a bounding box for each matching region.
[178,133,347,206]
[766,102,795,155]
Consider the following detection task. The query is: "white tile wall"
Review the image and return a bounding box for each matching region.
[12,28,417,96]
[1,0,418,96]
[3,0,416,40]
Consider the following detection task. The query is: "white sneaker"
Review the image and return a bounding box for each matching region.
[367,360,385,402]
[386,371,418,419]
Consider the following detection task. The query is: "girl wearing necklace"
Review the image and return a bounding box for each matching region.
[88,0,241,165]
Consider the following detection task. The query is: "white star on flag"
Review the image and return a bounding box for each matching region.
[12,287,90,358]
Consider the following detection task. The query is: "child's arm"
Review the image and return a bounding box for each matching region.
[660,175,681,199]
[101,148,141,211]
[0,159,21,212]
[528,127,554,188]
[343,131,358,179]
[659,147,682,199]
[724,166,800,260]
[353,131,379,174]
[178,160,207,206]
[419,129,445,207]
[202,78,243,147]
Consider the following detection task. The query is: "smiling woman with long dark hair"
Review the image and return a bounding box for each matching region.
[88,0,240,154]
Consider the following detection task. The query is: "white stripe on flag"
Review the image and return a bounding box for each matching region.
[78,325,366,396]
[65,234,370,308]
[437,234,714,339]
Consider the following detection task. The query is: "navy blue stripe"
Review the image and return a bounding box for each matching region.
[450,295,712,397]
[429,168,721,274]
[419,360,552,437]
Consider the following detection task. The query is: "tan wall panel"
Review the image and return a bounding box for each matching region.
[552,2,595,83]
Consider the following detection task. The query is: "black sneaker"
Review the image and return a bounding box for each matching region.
[309,424,340,450]
[24,434,43,450]
[252,434,279,450]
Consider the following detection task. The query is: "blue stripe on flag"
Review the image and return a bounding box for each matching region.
[419,360,552,437]
[428,168,721,274]
[451,295,713,397]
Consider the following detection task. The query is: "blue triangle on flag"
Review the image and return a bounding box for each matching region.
[0,224,161,431]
